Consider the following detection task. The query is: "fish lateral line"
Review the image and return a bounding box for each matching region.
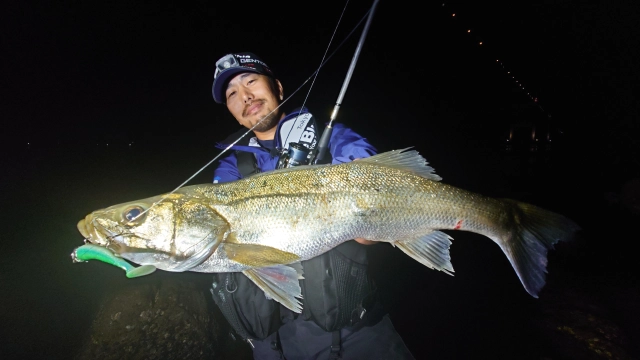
[75,148,582,313]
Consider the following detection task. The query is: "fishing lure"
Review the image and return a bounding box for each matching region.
[71,243,156,278]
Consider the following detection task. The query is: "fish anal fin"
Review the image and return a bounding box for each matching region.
[223,242,300,268]
[396,231,454,275]
[243,264,304,313]
[357,148,442,181]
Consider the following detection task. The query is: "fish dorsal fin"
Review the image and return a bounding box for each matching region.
[358,148,442,181]
[243,264,304,313]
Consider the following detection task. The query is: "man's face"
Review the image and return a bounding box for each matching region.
[225,72,283,133]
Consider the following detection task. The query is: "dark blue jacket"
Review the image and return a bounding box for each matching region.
[209,108,385,342]
[213,108,377,183]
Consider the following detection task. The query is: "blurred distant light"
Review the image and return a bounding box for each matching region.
[439,6,548,118]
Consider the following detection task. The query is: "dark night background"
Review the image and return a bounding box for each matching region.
[1,0,639,359]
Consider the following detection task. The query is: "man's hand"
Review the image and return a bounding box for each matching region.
[355,238,377,245]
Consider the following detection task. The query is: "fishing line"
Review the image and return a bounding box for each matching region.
[282,0,352,142]
[132,3,374,221]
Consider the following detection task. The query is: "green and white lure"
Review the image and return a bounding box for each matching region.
[71,243,156,278]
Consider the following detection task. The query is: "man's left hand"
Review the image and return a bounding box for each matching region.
[355,238,377,245]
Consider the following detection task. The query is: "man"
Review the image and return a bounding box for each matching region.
[210,52,415,360]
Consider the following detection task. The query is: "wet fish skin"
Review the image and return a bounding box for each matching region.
[76,149,581,313]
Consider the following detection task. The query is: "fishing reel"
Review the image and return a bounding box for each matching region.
[276,142,312,169]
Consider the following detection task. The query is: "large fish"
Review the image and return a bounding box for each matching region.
[75,149,580,313]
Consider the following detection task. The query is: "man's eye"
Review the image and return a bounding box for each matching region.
[227,91,236,99]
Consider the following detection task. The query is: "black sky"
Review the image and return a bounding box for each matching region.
[2,0,640,183]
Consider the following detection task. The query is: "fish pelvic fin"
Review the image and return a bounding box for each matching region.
[243,264,304,313]
[495,200,581,298]
[358,148,442,181]
[395,231,454,275]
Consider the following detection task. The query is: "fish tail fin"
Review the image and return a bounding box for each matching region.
[494,200,581,297]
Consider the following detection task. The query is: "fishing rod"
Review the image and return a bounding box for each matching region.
[311,0,381,165]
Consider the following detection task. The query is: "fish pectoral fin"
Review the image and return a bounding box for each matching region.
[395,231,455,275]
[223,242,300,268]
[242,265,304,313]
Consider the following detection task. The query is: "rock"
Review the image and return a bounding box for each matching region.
[532,278,637,359]
[74,275,232,359]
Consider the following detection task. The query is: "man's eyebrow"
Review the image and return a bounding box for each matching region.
[239,72,256,80]
[228,73,257,89]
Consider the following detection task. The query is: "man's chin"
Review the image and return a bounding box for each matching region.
[250,112,280,132]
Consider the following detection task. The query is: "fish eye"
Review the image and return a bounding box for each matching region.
[123,206,145,222]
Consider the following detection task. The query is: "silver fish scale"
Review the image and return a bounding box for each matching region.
[79,149,581,301]
[193,161,508,271]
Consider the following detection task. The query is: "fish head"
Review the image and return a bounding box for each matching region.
[77,192,229,271]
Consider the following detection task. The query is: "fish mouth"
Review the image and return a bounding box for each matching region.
[77,218,90,239]
[77,215,118,247]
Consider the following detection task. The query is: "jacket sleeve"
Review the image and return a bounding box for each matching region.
[328,124,378,164]
[213,152,242,183]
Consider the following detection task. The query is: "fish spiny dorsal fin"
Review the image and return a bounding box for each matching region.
[358,148,442,181]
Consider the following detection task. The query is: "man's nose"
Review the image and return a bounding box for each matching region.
[242,90,254,103]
